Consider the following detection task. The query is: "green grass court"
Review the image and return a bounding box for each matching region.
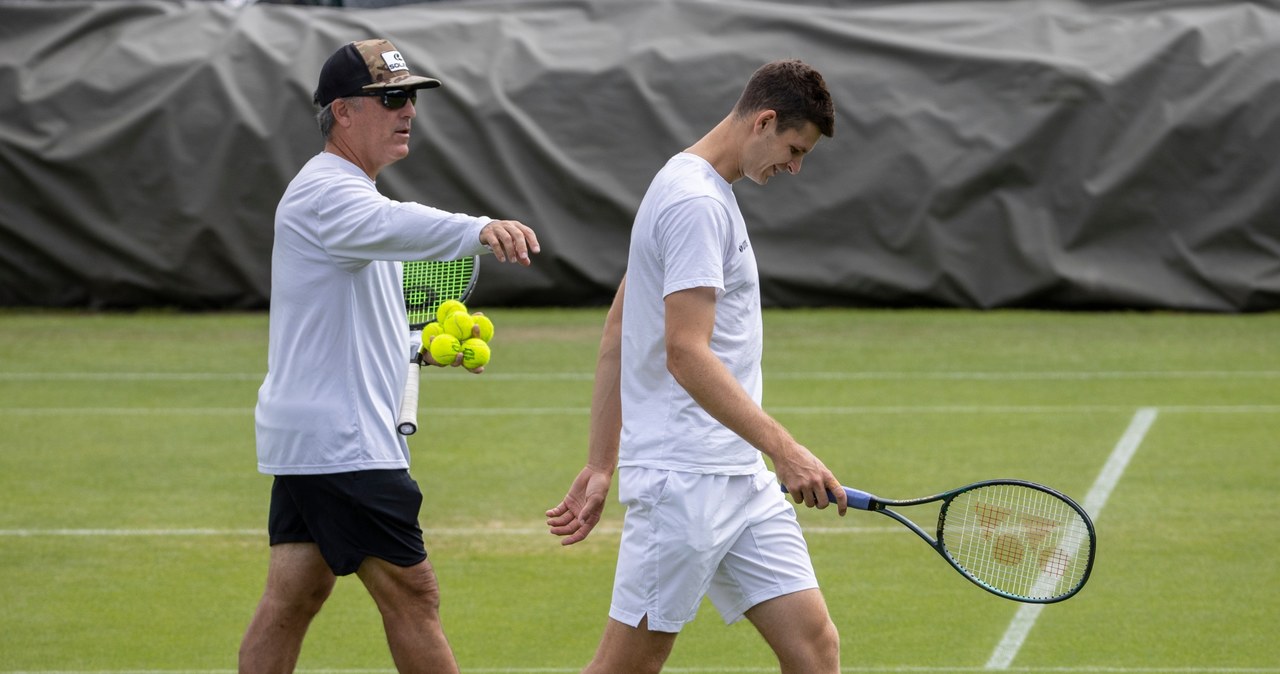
[1,308,1277,673]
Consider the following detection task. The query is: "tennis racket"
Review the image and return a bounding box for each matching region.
[396,256,479,436]
[784,479,1095,603]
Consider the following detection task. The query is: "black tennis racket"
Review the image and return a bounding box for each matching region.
[396,256,479,436]
[784,479,1095,603]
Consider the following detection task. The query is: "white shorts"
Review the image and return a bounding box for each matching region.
[608,467,819,633]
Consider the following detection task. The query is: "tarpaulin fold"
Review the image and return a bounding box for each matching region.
[1,0,1278,310]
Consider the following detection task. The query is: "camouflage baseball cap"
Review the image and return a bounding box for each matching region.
[313,38,441,107]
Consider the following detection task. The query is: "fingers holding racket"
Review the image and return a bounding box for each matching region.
[775,451,849,514]
[782,484,875,511]
[780,481,849,515]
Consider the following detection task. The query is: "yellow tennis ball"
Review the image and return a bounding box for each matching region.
[442,311,475,341]
[436,300,467,324]
[472,313,494,342]
[425,334,460,366]
[460,338,491,369]
[423,322,444,338]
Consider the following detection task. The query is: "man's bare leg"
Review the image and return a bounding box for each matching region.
[239,543,336,674]
[356,556,459,674]
[582,616,678,674]
[746,589,841,674]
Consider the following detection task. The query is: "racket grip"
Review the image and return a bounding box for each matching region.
[780,485,877,510]
[397,363,421,435]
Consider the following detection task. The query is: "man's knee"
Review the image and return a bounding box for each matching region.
[812,617,840,661]
[399,562,443,610]
[584,617,677,674]
[262,542,336,614]
[745,590,841,672]
[794,615,840,671]
[268,575,335,617]
[769,615,839,674]
[359,557,443,616]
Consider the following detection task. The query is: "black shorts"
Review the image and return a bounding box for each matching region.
[268,469,427,576]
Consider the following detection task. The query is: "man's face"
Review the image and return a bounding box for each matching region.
[341,91,417,175]
[743,116,822,186]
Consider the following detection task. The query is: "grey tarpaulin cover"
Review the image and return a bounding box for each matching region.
[1,0,1278,310]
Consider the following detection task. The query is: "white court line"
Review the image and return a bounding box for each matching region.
[771,370,1280,381]
[985,407,1159,670]
[0,528,264,537]
[3,370,1280,382]
[0,526,897,538]
[5,666,1280,674]
[3,405,1278,417]
[769,405,1279,415]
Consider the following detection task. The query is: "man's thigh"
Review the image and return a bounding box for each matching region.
[264,542,336,603]
[744,587,839,666]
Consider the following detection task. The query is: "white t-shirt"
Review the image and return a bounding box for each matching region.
[255,152,490,475]
[618,153,767,475]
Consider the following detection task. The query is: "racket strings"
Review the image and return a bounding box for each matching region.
[403,258,476,327]
[941,484,1092,601]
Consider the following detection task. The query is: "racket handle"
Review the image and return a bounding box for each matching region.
[780,485,877,510]
[397,362,421,435]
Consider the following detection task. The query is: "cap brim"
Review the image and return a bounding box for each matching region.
[362,74,442,91]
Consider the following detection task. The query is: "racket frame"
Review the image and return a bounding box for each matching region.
[396,256,479,436]
[789,479,1096,603]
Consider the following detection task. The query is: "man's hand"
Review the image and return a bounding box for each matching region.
[774,444,848,516]
[546,465,612,545]
[480,220,540,266]
[421,334,484,373]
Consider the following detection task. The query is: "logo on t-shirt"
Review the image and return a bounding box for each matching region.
[738,239,751,253]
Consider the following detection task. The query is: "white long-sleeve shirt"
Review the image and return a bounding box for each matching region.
[255,152,490,475]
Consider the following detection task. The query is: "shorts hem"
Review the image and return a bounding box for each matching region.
[331,549,428,577]
[720,579,820,625]
[607,606,684,634]
[268,532,313,546]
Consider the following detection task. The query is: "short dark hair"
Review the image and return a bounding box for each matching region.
[732,59,835,138]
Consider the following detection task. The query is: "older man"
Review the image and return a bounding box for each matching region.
[240,39,539,674]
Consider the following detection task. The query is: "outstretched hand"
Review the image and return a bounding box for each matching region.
[480,220,540,266]
[546,466,612,546]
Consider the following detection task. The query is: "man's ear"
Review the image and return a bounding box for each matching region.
[332,98,356,127]
[753,109,777,134]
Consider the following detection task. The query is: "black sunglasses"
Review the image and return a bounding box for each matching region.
[354,89,417,110]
